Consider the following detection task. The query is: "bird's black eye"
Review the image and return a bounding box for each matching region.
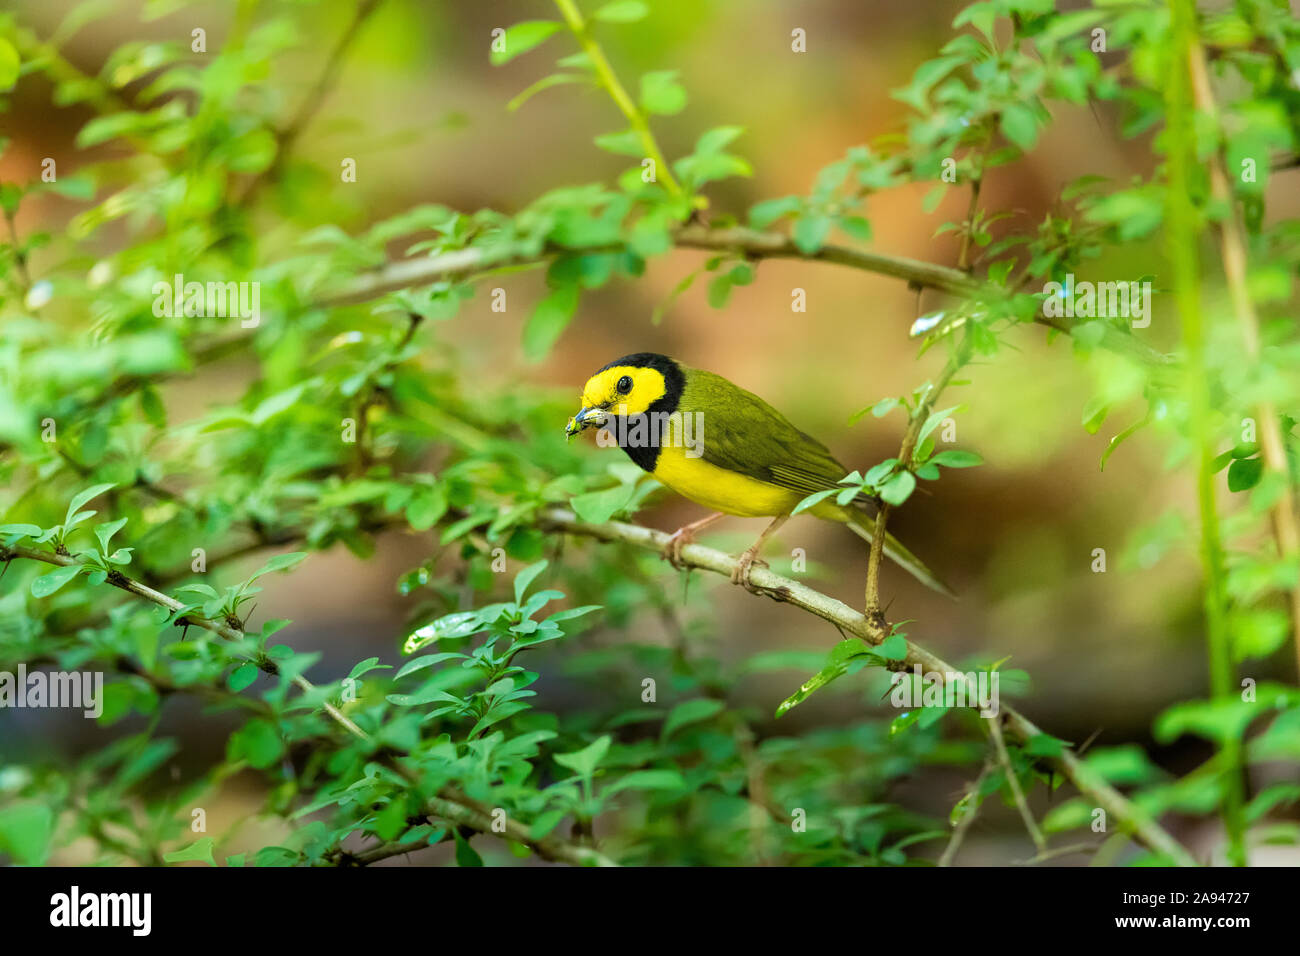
[616,375,633,394]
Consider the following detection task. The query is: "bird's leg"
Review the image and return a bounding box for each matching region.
[663,512,726,569]
[731,514,789,592]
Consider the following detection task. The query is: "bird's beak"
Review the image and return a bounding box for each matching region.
[565,406,608,438]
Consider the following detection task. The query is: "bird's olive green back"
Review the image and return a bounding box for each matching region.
[679,366,870,502]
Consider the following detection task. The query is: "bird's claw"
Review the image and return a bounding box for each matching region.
[663,529,692,570]
[730,552,769,592]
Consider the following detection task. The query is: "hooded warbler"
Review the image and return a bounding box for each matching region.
[565,352,953,597]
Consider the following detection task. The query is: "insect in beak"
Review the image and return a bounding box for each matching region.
[564,406,608,438]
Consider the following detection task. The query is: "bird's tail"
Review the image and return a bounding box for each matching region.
[843,508,957,600]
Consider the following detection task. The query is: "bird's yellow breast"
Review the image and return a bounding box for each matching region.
[651,444,802,517]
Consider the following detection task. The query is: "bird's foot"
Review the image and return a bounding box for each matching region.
[730,549,769,592]
[663,527,695,570]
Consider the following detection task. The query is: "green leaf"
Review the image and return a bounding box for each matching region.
[776,638,872,717]
[490,21,564,66]
[513,560,549,604]
[928,450,983,468]
[65,483,116,527]
[1227,457,1262,492]
[594,1,649,22]
[999,103,1039,150]
[0,803,53,865]
[0,38,19,92]
[523,284,580,360]
[879,470,916,506]
[228,718,284,769]
[228,663,259,692]
[507,72,587,112]
[571,482,638,523]
[250,384,306,425]
[639,70,687,115]
[749,195,801,230]
[0,523,44,539]
[164,837,216,866]
[1081,396,1108,435]
[793,488,837,515]
[31,564,82,598]
[454,829,484,866]
[94,517,129,553]
[593,129,644,156]
[695,125,744,154]
[247,551,307,583]
[554,735,612,778]
[604,769,687,795]
[838,215,872,241]
[662,698,725,737]
[793,214,832,254]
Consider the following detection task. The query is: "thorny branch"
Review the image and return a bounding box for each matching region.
[535,508,1198,866]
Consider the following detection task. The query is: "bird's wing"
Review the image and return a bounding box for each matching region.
[680,368,866,500]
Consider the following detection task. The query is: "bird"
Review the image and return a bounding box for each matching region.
[564,352,953,597]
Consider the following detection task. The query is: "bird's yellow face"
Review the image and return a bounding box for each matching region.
[565,364,667,436]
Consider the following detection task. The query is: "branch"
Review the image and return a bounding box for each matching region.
[865,344,968,616]
[938,761,992,867]
[987,714,1047,855]
[317,225,1171,367]
[1189,39,1300,680]
[236,0,385,208]
[536,507,1198,866]
[553,0,683,198]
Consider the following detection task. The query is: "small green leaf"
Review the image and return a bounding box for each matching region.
[571,483,638,523]
[1227,457,1262,492]
[999,102,1039,150]
[0,803,53,865]
[513,560,549,604]
[490,21,564,66]
[94,517,129,554]
[454,830,484,866]
[793,488,837,515]
[227,664,259,692]
[554,735,612,778]
[604,769,687,795]
[164,837,216,866]
[0,38,19,92]
[879,470,916,506]
[0,523,43,539]
[929,450,983,468]
[792,214,832,254]
[65,483,116,527]
[663,698,725,737]
[523,284,580,360]
[639,70,687,116]
[31,564,82,598]
[594,1,649,22]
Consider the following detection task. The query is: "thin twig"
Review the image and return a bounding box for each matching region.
[1189,39,1300,680]
[553,0,682,198]
[865,344,969,616]
[236,0,385,207]
[938,761,992,867]
[988,714,1047,855]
